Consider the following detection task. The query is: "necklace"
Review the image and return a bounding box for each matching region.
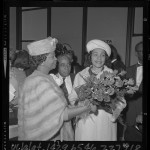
[90,66,104,75]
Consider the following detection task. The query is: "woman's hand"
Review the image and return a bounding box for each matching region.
[83,99,97,114]
[89,103,97,113]
[84,99,91,107]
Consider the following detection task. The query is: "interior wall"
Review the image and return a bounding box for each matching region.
[87,7,128,64]
[22,9,47,50]
[9,7,16,50]
[22,9,47,41]
[51,7,83,64]
[9,7,143,66]
[130,7,143,66]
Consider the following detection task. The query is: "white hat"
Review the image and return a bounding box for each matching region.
[27,37,58,56]
[86,39,111,56]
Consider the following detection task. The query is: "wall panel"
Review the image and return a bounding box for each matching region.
[51,7,83,64]
[87,7,128,64]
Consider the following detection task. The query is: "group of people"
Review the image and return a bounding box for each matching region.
[9,36,143,141]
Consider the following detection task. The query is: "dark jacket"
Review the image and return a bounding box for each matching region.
[124,64,142,141]
[125,64,142,126]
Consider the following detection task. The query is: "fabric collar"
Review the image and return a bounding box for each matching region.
[137,62,143,67]
[58,73,70,80]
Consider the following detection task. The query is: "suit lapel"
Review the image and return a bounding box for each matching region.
[70,73,75,84]
[132,64,143,92]
[127,65,137,85]
[138,80,143,92]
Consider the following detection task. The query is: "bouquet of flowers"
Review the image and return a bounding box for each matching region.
[75,70,139,122]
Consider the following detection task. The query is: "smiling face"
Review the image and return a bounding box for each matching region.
[58,55,71,77]
[91,48,106,68]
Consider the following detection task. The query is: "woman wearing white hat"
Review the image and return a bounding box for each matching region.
[17,37,97,141]
[69,39,117,141]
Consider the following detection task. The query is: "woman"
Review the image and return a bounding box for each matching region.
[11,50,30,96]
[9,49,28,104]
[69,39,117,141]
[18,37,96,141]
[9,49,19,103]
[50,54,75,141]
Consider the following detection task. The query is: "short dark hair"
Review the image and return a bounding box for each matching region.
[135,41,143,52]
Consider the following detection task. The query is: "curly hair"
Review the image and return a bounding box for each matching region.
[55,42,74,61]
[11,50,29,67]
[29,53,49,68]
[85,51,112,68]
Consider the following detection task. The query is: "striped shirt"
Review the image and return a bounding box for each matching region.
[18,70,68,141]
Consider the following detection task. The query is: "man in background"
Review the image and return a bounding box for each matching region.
[124,41,143,141]
[50,54,75,105]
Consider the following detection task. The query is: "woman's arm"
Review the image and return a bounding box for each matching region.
[64,102,97,121]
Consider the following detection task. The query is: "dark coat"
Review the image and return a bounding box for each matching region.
[124,64,142,141]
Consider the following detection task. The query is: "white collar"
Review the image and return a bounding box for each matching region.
[137,61,142,66]
[58,73,69,80]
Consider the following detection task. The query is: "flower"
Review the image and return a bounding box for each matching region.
[103,94,111,102]
[75,70,138,122]
[127,78,134,85]
[107,87,115,95]
[115,79,124,87]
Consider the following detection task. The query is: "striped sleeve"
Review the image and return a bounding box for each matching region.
[18,75,67,141]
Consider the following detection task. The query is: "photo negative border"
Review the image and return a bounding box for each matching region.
[2,0,148,150]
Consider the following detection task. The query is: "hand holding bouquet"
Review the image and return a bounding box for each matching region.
[75,70,139,122]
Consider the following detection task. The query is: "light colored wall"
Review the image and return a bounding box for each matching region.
[22,9,47,41]
[9,7,16,50]
[51,7,83,64]
[87,7,128,64]
[9,7,143,66]
[22,9,47,50]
